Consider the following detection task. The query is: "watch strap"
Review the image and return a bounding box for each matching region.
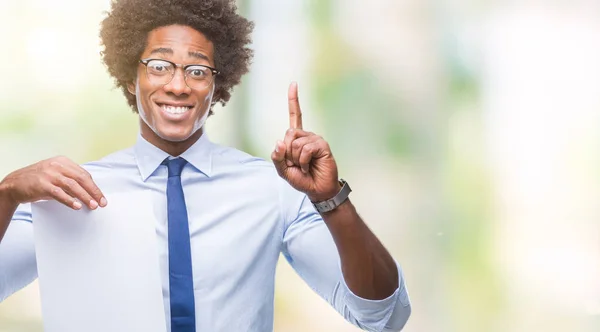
[311,179,352,213]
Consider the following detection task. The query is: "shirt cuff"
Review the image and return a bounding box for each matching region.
[340,260,410,331]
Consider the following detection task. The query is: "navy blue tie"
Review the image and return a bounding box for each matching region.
[164,158,196,332]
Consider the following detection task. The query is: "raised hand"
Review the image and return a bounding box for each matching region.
[0,156,106,210]
[271,82,341,203]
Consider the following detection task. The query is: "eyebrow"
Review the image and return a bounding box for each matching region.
[188,51,210,62]
[148,48,210,62]
[149,47,173,56]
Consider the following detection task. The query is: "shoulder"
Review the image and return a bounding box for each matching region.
[210,143,311,218]
[78,147,139,192]
[210,142,306,201]
[80,147,136,173]
[210,143,274,171]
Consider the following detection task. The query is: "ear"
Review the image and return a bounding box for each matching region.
[126,81,136,95]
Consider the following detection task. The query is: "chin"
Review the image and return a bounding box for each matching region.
[156,127,196,143]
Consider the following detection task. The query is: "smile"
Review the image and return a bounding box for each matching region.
[157,103,193,115]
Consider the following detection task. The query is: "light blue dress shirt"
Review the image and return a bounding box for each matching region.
[0,132,411,332]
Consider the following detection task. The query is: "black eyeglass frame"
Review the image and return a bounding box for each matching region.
[139,58,220,89]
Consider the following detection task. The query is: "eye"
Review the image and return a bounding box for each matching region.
[186,66,210,79]
[147,60,172,75]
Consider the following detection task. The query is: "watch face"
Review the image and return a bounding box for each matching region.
[339,179,351,193]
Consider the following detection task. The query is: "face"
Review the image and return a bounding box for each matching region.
[128,25,216,146]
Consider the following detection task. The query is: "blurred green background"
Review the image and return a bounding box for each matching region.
[1,0,599,331]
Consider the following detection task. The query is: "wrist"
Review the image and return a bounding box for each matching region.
[319,198,352,216]
[310,179,352,214]
[308,183,343,203]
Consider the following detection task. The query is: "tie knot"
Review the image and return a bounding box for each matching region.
[164,157,188,177]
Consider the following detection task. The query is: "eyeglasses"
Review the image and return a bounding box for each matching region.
[139,58,220,90]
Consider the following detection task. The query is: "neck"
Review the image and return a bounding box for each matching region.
[139,119,204,157]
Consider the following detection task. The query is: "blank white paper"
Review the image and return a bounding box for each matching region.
[32,190,166,332]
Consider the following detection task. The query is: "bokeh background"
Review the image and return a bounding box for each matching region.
[1,0,600,331]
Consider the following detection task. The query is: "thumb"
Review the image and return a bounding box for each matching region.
[271,140,288,177]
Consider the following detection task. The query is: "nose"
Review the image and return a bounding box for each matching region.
[163,68,191,96]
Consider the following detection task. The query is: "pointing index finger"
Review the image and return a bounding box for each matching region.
[288,81,303,129]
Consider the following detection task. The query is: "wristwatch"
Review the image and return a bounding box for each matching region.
[311,179,352,213]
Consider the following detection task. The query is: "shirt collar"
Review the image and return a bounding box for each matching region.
[133,131,213,181]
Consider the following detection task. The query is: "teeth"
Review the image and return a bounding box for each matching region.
[162,105,190,114]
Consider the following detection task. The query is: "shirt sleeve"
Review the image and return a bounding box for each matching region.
[280,183,411,332]
[0,203,38,302]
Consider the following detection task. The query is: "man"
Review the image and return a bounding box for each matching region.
[0,0,411,331]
